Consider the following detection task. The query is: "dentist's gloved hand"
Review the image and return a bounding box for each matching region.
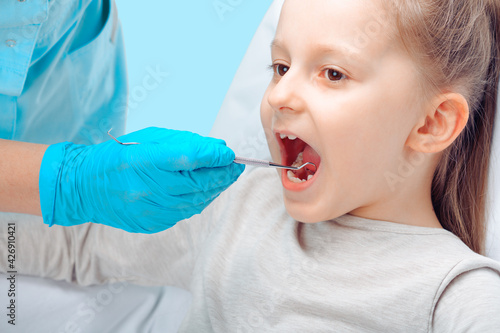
[38,127,245,233]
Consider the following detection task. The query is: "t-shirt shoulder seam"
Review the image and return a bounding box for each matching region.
[426,257,500,332]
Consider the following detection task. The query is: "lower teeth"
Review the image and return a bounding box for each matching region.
[287,171,314,183]
[286,152,315,183]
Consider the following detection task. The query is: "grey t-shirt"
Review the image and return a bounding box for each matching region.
[1,167,500,332]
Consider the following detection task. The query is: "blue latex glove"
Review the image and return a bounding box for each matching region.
[38,127,245,233]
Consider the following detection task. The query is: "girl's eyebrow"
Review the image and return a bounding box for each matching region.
[271,38,364,66]
[270,39,284,50]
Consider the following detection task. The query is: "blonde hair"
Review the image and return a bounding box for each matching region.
[390,0,500,254]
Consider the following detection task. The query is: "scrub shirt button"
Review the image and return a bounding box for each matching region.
[17,0,26,2]
[6,39,16,47]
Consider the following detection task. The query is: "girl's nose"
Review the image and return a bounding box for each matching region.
[267,68,305,114]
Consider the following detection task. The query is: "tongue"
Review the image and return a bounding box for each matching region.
[302,144,321,172]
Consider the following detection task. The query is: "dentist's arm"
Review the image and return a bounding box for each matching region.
[0,127,244,234]
[0,139,47,216]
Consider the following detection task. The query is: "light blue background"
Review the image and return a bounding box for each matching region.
[115,1,273,136]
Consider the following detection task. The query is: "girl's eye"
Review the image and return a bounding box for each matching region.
[267,64,347,82]
[324,69,346,82]
[269,64,289,77]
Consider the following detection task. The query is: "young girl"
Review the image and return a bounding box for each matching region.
[3,0,500,331]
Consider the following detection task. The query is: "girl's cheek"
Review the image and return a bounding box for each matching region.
[260,90,273,128]
[260,104,277,155]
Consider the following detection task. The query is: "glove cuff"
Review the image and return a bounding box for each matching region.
[39,142,74,227]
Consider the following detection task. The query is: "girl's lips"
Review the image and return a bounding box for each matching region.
[274,131,322,192]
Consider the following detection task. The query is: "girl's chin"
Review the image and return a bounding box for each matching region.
[283,200,324,223]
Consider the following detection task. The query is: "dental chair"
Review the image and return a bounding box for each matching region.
[0,0,498,331]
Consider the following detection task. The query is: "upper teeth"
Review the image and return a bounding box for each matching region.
[280,133,297,140]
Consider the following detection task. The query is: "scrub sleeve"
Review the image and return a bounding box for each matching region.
[0,0,127,145]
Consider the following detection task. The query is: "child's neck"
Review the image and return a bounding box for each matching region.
[349,194,443,229]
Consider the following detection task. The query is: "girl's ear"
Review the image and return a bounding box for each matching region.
[406,93,470,153]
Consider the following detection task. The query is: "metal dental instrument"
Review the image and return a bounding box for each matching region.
[107,129,140,145]
[106,130,316,171]
[234,156,317,171]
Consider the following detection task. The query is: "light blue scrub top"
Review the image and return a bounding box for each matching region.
[0,0,127,145]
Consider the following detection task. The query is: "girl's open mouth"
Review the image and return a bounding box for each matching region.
[276,132,321,191]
